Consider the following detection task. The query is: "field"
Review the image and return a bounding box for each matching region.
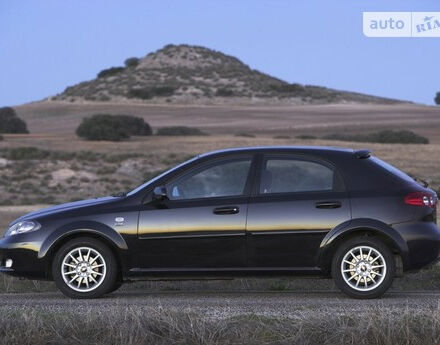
[1,101,440,344]
[14,101,440,143]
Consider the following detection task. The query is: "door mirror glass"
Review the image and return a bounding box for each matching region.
[153,186,168,201]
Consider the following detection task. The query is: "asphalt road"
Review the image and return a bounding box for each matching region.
[1,291,440,318]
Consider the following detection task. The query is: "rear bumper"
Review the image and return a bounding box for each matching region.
[393,221,440,271]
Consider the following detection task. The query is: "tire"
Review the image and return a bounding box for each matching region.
[331,236,395,299]
[52,237,118,299]
[109,280,123,294]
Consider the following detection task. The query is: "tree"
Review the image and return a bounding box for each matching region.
[0,107,29,133]
[435,92,440,105]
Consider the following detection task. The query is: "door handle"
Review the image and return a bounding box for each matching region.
[213,206,240,215]
[315,201,342,209]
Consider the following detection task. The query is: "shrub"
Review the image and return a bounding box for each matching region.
[296,134,317,139]
[152,86,176,97]
[76,114,152,141]
[0,107,29,134]
[271,83,305,94]
[435,92,440,105]
[215,88,234,97]
[156,126,207,136]
[128,88,152,99]
[112,115,152,136]
[323,130,429,144]
[128,86,176,99]
[0,147,50,160]
[97,67,125,79]
[76,115,130,141]
[235,132,255,138]
[124,57,140,68]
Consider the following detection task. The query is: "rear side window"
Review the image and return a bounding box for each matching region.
[370,157,415,184]
[260,157,336,194]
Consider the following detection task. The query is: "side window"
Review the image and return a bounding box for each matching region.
[167,158,252,200]
[260,157,335,194]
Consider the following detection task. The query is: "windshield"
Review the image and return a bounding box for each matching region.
[126,155,199,196]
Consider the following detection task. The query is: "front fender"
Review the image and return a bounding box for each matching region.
[317,218,409,270]
[38,220,128,259]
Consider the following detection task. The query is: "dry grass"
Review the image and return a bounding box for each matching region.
[13,102,440,144]
[1,305,440,345]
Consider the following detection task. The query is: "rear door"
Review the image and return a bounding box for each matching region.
[246,154,351,268]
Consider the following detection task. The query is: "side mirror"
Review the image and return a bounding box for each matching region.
[153,186,168,201]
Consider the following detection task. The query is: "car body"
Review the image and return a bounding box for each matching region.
[0,146,438,298]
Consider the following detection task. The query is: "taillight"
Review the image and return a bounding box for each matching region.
[404,192,438,208]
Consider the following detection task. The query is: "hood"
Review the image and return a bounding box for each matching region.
[14,196,119,223]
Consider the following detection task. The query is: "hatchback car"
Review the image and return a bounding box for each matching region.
[0,146,438,299]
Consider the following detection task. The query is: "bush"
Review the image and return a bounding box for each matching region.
[76,115,130,141]
[435,92,440,105]
[76,114,152,141]
[235,132,255,138]
[156,126,207,136]
[97,67,125,79]
[0,107,29,134]
[111,115,152,136]
[128,86,176,99]
[296,134,316,139]
[124,57,140,68]
[215,88,234,97]
[323,130,429,144]
[271,83,305,94]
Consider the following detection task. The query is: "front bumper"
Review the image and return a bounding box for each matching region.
[0,237,47,279]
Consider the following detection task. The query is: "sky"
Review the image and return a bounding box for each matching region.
[0,0,439,106]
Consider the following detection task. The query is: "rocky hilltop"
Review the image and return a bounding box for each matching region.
[51,44,404,105]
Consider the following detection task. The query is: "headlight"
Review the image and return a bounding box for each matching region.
[5,220,41,237]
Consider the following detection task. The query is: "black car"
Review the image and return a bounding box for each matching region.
[0,146,438,299]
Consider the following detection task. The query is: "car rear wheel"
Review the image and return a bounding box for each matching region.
[332,236,395,299]
[52,237,118,299]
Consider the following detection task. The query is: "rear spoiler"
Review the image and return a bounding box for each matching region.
[354,149,371,159]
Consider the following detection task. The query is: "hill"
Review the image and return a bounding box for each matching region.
[50,44,405,105]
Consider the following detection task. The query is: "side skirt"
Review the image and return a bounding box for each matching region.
[125,266,326,280]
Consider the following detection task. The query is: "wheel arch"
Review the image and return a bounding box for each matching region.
[40,221,128,280]
[317,219,409,273]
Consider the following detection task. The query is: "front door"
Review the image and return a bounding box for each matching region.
[136,155,255,270]
[246,154,351,269]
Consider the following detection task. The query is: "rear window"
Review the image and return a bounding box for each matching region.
[370,157,416,184]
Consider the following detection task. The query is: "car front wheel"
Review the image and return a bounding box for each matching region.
[52,237,118,299]
[332,236,395,299]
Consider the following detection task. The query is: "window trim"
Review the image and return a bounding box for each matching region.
[253,153,345,197]
[163,154,256,202]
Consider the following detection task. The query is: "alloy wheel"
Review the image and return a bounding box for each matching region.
[340,245,386,291]
[61,246,107,292]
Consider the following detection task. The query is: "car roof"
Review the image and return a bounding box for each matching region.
[198,146,355,158]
